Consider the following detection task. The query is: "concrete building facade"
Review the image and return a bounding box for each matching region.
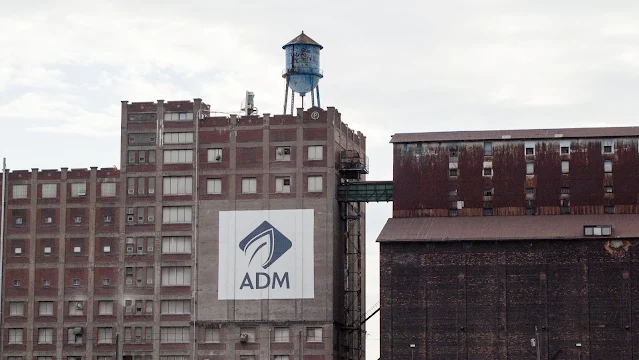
[379,127,639,359]
[1,99,366,360]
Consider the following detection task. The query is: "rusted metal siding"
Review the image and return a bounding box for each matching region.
[380,239,639,360]
[393,138,639,217]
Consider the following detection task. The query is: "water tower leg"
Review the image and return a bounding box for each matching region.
[283,78,290,115]
[290,89,295,115]
[316,85,321,109]
[311,90,315,107]
[301,95,304,110]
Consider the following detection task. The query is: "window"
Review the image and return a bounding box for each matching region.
[207,179,222,194]
[103,278,110,286]
[584,225,612,236]
[15,216,24,226]
[306,327,322,342]
[163,177,193,195]
[240,357,256,360]
[164,132,194,144]
[160,327,190,343]
[8,328,23,344]
[240,327,256,343]
[274,356,290,360]
[448,209,458,217]
[38,301,53,316]
[43,279,51,286]
[164,112,194,121]
[604,186,613,193]
[13,279,20,287]
[207,148,223,162]
[604,160,613,173]
[98,327,112,344]
[42,183,57,198]
[560,140,570,155]
[162,207,192,224]
[308,175,323,192]
[44,246,52,254]
[526,207,536,215]
[205,328,220,343]
[67,327,83,344]
[161,266,192,286]
[99,302,113,317]
[484,142,492,156]
[9,302,24,316]
[38,328,53,344]
[74,216,82,224]
[604,206,615,214]
[69,301,83,316]
[308,145,323,160]
[161,300,191,314]
[483,208,493,216]
[163,149,193,164]
[449,189,458,197]
[148,177,155,194]
[128,150,136,164]
[275,177,291,193]
[242,178,257,194]
[14,247,22,255]
[162,236,191,253]
[104,215,113,224]
[449,169,458,177]
[602,140,614,154]
[561,160,569,174]
[561,187,570,195]
[137,177,145,195]
[276,146,292,161]
[73,246,82,253]
[71,183,87,197]
[483,189,493,197]
[38,357,53,360]
[72,278,80,286]
[525,141,535,155]
[483,168,493,176]
[274,327,290,343]
[526,188,535,194]
[526,162,534,175]
[12,184,27,199]
[560,206,570,215]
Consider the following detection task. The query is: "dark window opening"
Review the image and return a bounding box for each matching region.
[483,208,493,216]
[449,169,458,177]
[604,206,615,214]
[560,206,570,215]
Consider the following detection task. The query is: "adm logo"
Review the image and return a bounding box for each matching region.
[239,221,292,290]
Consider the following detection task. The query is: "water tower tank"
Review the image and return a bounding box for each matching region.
[282,31,323,114]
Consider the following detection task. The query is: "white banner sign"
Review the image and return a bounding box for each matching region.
[218,209,315,300]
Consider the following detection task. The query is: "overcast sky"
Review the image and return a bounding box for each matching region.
[2,0,639,358]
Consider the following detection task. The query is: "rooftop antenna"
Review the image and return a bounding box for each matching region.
[282,31,323,114]
[241,91,257,116]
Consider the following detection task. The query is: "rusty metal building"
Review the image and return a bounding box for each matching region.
[0,99,368,360]
[379,127,639,359]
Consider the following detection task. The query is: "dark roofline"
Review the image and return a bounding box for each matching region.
[283,31,323,49]
[377,214,639,242]
[390,126,639,143]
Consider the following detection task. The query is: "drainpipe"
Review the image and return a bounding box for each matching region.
[0,158,7,326]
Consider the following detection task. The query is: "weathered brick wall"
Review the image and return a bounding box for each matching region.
[381,239,639,360]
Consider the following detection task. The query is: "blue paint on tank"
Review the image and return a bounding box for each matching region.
[282,32,323,96]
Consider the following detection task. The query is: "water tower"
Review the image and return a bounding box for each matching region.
[282,31,323,114]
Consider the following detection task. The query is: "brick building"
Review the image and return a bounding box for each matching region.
[1,99,367,360]
[379,127,639,359]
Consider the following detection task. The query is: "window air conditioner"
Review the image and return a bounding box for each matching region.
[128,189,135,195]
[283,148,291,155]
[76,302,83,310]
[73,327,83,334]
[45,217,53,224]
[77,190,86,196]
[148,188,155,194]
[148,216,155,222]
[239,333,249,343]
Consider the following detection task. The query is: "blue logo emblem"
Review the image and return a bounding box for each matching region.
[239,221,292,269]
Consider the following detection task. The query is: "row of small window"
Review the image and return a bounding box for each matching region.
[449,186,616,198]
[11,182,117,200]
[10,266,191,289]
[128,146,324,165]
[449,206,617,217]
[448,160,615,177]
[480,140,615,157]
[7,299,190,317]
[10,236,190,258]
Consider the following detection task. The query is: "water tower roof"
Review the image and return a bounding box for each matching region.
[283,31,323,49]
